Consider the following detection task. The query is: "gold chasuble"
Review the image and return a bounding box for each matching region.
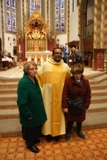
[37,58,71,136]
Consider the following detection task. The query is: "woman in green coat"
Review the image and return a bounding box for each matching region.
[17,61,47,153]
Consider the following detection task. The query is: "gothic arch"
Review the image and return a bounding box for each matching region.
[78,0,87,51]
[79,0,94,51]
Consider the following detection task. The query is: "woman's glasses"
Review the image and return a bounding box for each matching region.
[28,68,38,71]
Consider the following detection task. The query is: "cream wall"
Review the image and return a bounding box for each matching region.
[4,33,16,57]
[69,7,79,41]
[56,34,67,46]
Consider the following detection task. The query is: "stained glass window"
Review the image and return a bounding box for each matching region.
[30,0,41,15]
[55,0,65,33]
[6,0,16,32]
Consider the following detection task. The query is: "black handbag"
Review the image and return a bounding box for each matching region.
[68,97,84,114]
[68,80,84,114]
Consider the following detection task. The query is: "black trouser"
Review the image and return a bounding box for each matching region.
[66,121,82,133]
[22,125,41,147]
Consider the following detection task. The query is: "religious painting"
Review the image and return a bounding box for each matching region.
[30,0,41,15]
[97,52,103,70]
[6,7,11,31]
[37,55,41,66]
[61,0,64,8]
[36,1,41,11]
[43,55,46,62]
[55,10,59,18]
[34,44,39,52]
[5,0,16,32]
[55,0,59,9]
[55,0,65,33]
[55,19,59,28]
[11,0,16,8]
[30,1,35,13]
[61,9,64,17]
[11,9,16,32]
[6,0,10,7]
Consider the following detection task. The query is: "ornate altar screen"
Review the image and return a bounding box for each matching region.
[24,9,52,65]
[30,0,41,15]
[25,9,47,52]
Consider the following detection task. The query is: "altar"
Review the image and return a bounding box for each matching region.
[20,8,52,66]
[26,51,52,66]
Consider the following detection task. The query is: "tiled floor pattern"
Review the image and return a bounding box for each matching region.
[0,128,107,160]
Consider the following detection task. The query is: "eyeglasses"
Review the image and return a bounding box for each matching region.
[28,68,38,71]
[54,52,62,55]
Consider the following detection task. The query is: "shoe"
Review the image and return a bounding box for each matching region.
[46,135,52,142]
[27,145,40,153]
[34,139,40,144]
[65,133,70,141]
[53,136,60,142]
[77,132,85,139]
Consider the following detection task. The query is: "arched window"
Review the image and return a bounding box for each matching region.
[30,0,41,15]
[55,0,65,33]
[5,0,16,32]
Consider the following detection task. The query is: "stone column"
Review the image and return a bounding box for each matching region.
[93,0,107,70]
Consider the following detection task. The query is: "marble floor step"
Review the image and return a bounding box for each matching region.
[0,77,20,83]
[85,71,106,80]
[88,103,107,112]
[83,111,107,130]
[0,108,19,120]
[0,82,18,89]
[0,94,17,101]
[0,101,17,109]
[0,118,21,134]
[90,79,107,90]
[91,89,107,96]
[1,111,107,135]
[0,88,17,94]
[91,96,107,104]
[89,74,107,85]
[0,109,19,118]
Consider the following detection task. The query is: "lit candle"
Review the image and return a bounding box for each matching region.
[19,45,21,52]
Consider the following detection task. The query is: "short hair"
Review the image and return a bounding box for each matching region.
[71,44,76,48]
[23,61,37,74]
[52,47,63,55]
[70,63,84,74]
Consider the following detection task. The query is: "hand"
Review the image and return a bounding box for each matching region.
[28,117,32,120]
[63,108,68,113]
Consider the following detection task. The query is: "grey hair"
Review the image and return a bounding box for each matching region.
[23,61,37,74]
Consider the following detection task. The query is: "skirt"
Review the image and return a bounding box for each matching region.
[22,125,41,141]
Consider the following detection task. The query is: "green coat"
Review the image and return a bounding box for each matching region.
[17,73,47,128]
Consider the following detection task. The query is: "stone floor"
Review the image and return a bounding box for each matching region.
[0,65,102,79]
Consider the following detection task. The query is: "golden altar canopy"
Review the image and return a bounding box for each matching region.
[24,8,48,52]
[24,9,52,65]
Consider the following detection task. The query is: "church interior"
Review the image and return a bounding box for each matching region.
[0,0,107,159]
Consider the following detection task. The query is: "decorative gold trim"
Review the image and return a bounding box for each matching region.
[24,8,48,33]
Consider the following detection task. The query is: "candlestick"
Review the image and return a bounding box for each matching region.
[19,45,21,52]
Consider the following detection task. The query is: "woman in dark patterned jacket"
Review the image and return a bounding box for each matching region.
[62,63,91,141]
